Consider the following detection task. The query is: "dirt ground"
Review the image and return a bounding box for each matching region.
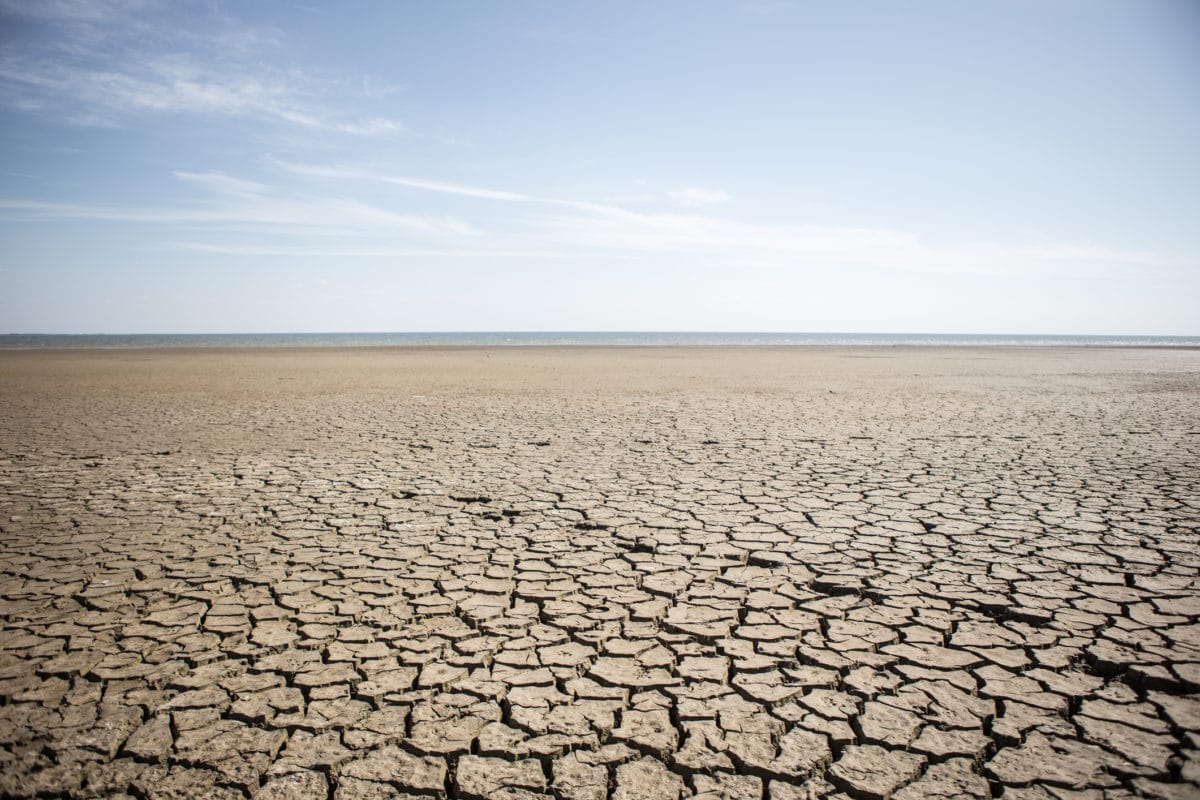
[0,346,1197,799]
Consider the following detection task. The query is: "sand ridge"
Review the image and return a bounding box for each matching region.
[0,346,1198,799]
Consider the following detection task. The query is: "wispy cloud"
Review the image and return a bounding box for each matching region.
[276,161,701,220]
[0,2,403,134]
[168,242,580,259]
[173,171,269,197]
[0,169,476,236]
[276,162,531,201]
[666,187,732,207]
[1,151,1178,278]
[0,0,145,22]
[531,205,1177,275]
[271,160,1182,276]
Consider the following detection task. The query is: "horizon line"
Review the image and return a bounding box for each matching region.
[3,330,1199,338]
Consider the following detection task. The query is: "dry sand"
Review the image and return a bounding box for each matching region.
[0,346,1198,799]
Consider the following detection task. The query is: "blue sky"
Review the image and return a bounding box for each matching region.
[1,0,1197,334]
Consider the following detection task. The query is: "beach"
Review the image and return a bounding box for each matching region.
[0,345,1197,798]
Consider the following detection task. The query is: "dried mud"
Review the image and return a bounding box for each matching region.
[0,346,1197,800]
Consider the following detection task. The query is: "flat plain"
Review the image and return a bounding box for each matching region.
[0,346,1198,800]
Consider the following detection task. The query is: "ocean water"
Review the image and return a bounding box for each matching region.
[1,332,1198,349]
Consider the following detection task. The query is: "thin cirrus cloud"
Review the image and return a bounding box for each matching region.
[1,156,1170,277]
[0,0,145,21]
[0,52,405,134]
[0,1,403,135]
[172,171,269,197]
[272,161,1172,276]
[0,170,477,236]
[274,162,928,272]
[275,161,730,212]
[666,187,733,207]
[168,242,585,259]
[276,163,532,202]
[530,207,1174,276]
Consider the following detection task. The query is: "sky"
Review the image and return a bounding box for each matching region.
[0,0,1197,334]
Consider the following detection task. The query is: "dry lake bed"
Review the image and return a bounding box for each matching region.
[0,346,1197,800]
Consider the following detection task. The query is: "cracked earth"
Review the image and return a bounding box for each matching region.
[0,346,1198,800]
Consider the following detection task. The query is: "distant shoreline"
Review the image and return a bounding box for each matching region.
[3,332,1199,350]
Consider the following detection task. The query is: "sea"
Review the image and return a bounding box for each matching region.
[1,332,1198,349]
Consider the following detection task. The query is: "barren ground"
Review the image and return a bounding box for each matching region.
[0,346,1198,800]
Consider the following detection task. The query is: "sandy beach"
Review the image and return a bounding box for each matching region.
[0,345,1197,799]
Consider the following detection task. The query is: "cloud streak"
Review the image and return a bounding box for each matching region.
[272,160,1183,276]
[1,156,1180,279]
[667,187,732,207]
[0,2,404,135]
[277,163,530,201]
[0,174,476,236]
[167,241,582,259]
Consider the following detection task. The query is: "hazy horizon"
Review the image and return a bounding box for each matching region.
[5,331,1199,344]
[2,1,1198,335]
